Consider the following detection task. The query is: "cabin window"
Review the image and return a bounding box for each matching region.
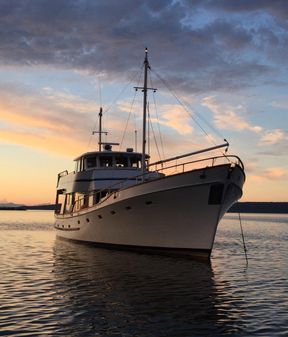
[74,193,88,211]
[115,156,128,168]
[57,193,65,214]
[99,156,113,167]
[86,157,97,169]
[65,194,70,213]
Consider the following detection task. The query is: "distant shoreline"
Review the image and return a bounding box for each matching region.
[0,202,287,213]
[228,202,288,214]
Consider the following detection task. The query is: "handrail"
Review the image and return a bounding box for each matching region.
[58,154,243,216]
[148,142,229,167]
[151,155,244,173]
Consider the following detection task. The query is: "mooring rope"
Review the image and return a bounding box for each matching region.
[238,211,248,266]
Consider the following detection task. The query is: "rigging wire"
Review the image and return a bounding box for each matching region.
[119,88,138,150]
[87,76,103,150]
[151,68,229,157]
[119,64,144,150]
[148,102,162,161]
[148,102,150,156]
[87,65,144,151]
[150,73,165,159]
[104,66,144,115]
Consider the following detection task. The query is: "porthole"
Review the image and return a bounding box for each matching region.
[77,220,80,224]
[86,218,90,223]
[98,215,102,219]
[110,210,116,215]
[125,206,131,210]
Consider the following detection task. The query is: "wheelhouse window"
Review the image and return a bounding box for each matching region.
[85,156,97,169]
[115,156,128,168]
[99,156,113,167]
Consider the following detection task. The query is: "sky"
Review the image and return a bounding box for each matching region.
[0,0,288,205]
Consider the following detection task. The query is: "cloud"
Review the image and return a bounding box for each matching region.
[245,161,288,182]
[198,0,288,20]
[0,128,85,157]
[250,167,288,182]
[0,0,287,94]
[202,96,262,133]
[118,99,193,135]
[260,129,288,145]
[0,83,101,155]
[158,105,193,135]
[271,100,288,109]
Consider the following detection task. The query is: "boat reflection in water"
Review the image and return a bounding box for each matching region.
[52,240,246,337]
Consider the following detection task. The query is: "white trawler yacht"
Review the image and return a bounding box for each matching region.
[55,49,245,259]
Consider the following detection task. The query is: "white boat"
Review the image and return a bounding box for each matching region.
[54,49,245,259]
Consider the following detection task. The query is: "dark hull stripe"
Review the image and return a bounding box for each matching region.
[55,226,80,231]
[56,236,212,261]
[74,177,141,183]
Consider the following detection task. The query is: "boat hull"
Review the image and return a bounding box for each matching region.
[55,164,245,259]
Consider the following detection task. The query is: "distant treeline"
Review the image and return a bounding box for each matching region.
[228,202,288,214]
[0,204,55,211]
[1,202,287,213]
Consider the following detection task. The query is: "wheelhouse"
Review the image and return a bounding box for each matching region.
[74,151,149,172]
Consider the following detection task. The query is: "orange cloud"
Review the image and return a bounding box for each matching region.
[260,129,288,145]
[250,167,287,182]
[0,129,85,157]
[202,96,262,133]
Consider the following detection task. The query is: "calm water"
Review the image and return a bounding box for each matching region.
[0,211,287,337]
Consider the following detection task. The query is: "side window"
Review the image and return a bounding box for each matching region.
[130,157,141,168]
[75,160,80,172]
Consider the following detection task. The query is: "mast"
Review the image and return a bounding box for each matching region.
[141,48,149,174]
[98,107,103,151]
[134,48,157,175]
